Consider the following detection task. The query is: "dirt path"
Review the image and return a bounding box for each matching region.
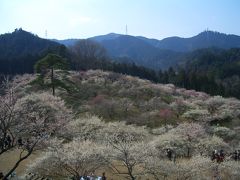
[0,149,41,177]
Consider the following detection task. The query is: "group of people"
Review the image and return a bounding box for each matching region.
[212,149,240,162]
[166,148,176,162]
[70,172,107,180]
[232,150,240,161]
[165,148,240,163]
[211,150,225,163]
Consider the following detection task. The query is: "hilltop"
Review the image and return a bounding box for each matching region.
[0,28,67,74]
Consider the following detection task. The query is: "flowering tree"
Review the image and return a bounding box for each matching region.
[196,136,229,156]
[144,153,176,179]
[151,132,188,157]
[144,154,213,180]
[212,126,236,141]
[0,86,71,179]
[172,123,206,157]
[182,109,210,122]
[66,115,106,142]
[104,122,150,180]
[218,160,240,179]
[206,96,225,114]
[152,123,205,157]
[174,155,213,179]
[0,77,17,156]
[158,108,174,131]
[170,99,188,118]
[28,139,108,179]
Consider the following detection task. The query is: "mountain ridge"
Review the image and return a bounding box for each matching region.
[53,30,240,70]
[55,30,240,52]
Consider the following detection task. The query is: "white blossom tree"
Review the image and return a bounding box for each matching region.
[0,86,71,179]
[174,155,213,180]
[103,122,151,180]
[172,123,206,156]
[152,123,206,157]
[196,136,229,156]
[28,139,108,179]
[218,160,240,179]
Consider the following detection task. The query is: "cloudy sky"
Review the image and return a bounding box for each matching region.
[0,0,240,39]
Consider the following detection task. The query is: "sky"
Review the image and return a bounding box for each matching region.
[1,0,240,40]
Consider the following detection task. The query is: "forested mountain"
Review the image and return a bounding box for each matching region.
[55,31,240,70]
[91,31,240,52]
[55,34,181,70]
[0,28,67,74]
[160,48,240,98]
[147,31,240,52]
[93,35,182,70]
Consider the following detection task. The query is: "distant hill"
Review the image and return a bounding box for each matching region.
[90,33,121,42]
[140,31,240,52]
[91,34,182,70]
[0,28,67,74]
[55,31,240,70]
[56,34,181,70]
[52,38,80,47]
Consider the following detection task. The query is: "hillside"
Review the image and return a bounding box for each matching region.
[94,35,181,70]
[0,28,67,74]
[1,69,240,179]
[160,48,240,99]
[26,69,240,129]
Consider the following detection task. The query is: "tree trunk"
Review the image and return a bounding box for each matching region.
[3,150,32,179]
[51,67,55,96]
[187,147,190,157]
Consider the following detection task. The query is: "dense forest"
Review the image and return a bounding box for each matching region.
[160,48,240,98]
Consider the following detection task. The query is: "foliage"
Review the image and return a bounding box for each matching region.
[34,53,68,73]
[160,48,240,99]
[34,53,68,95]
